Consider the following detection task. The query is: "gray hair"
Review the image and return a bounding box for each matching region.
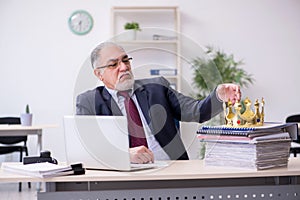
[90,42,125,69]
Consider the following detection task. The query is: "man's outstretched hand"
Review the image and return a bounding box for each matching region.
[216,83,241,104]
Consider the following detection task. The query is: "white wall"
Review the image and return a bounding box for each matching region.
[1,0,299,161]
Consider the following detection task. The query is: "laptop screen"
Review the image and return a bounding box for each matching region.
[63,115,132,171]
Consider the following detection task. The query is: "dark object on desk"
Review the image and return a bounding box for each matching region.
[0,117,31,192]
[2,162,85,178]
[23,150,58,165]
[286,114,300,157]
[40,163,85,178]
[56,163,86,177]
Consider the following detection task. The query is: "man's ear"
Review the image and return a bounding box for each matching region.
[94,69,103,81]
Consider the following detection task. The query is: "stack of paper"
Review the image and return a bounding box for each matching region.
[197,122,298,170]
[204,138,291,170]
[1,162,72,178]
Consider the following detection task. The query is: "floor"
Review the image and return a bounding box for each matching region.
[0,182,38,200]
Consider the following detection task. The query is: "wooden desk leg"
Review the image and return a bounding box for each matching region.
[37,129,43,153]
[36,129,43,191]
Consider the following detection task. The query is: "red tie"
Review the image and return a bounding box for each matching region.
[118,91,148,148]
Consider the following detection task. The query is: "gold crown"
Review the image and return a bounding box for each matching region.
[223,97,265,127]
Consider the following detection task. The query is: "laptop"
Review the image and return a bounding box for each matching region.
[63,115,165,171]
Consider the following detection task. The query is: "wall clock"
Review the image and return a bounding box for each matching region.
[68,10,93,35]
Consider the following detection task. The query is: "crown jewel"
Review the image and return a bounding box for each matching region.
[223,97,265,127]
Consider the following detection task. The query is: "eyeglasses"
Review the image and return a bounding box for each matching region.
[96,57,133,70]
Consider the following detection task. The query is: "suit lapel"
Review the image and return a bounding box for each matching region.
[134,84,151,124]
[95,87,123,116]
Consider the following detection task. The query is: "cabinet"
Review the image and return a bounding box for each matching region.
[110,6,181,91]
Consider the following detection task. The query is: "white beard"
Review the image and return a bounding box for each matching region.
[115,72,134,91]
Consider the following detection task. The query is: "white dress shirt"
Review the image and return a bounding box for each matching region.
[106,87,170,161]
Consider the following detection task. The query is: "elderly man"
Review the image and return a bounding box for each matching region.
[76,42,241,164]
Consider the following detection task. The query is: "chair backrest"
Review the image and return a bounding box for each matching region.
[0,117,21,124]
[286,114,300,143]
[286,115,300,123]
[0,117,27,144]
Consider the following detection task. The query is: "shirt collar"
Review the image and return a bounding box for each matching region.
[105,86,134,98]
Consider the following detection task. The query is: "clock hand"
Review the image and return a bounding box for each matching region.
[79,21,82,31]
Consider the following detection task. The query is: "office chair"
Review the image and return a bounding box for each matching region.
[0,117,31,191]
[285,114,300,157]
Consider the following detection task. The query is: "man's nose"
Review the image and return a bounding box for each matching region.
[119,61,129,71]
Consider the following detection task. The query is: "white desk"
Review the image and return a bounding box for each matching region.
[1,159,300,200]
[0,125,56,153]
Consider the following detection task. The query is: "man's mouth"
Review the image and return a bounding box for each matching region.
[119,73,131,81]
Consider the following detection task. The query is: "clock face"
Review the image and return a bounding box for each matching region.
[68,10,93,35]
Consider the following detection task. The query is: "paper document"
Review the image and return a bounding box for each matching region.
[1,162,71,178]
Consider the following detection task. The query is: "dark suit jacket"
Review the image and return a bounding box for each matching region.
[76,77,223,160]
